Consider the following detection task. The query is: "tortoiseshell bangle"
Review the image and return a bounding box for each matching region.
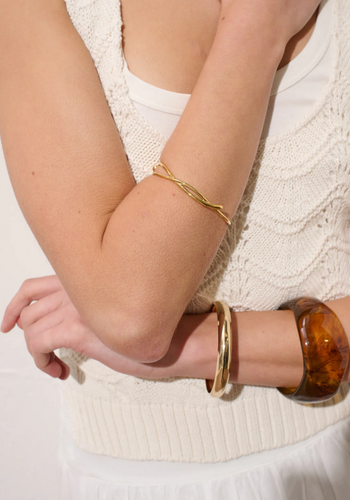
[277,297,349,404]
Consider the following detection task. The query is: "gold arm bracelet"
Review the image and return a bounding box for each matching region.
[151,161,231,225]
[205,300,233,398]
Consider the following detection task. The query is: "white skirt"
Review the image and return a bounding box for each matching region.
[56,383,350,500]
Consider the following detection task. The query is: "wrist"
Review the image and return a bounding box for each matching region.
[230,308,304,387]
[169,312,218,380]
[171,296,350,388]
[174,307,304,388]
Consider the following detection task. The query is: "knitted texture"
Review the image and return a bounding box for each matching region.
[59,0,350,462]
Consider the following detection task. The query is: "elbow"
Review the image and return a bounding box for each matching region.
[94,309,172,363]
[115,325,171,364]
[120,334,170,364]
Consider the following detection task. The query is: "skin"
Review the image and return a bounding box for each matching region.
[0,0,323,363]
[3,1,347,392]
[120,0,319,94]
[1,275,349,386]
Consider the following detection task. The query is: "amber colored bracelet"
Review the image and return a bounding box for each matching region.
[205,300,233,398]
[277,297,350,404]
[151,161,231,225]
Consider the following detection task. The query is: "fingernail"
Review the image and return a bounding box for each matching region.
[0,320,5,332]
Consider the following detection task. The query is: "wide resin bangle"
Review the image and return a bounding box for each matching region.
[277,297,349,404]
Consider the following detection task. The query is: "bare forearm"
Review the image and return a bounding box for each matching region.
[150,296,350,387]
[94,18,285,359]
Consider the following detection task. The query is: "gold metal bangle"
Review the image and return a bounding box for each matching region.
[151,161,231,225]
[277,297,350,404]
[206,300,233,398]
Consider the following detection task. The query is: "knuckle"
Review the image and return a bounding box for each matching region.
[22,278,33,290]
[20,307,28,321]
[65,320,79,346]
[18,280,33,301]
[71,317,84,333]
[28,333,40,353]
[24,323,34,339]
[20,308,31,329]
[67,319,86,351]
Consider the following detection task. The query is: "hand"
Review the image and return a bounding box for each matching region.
[0,275,180,380]
[1,275,87,379]
[220,0,322,47]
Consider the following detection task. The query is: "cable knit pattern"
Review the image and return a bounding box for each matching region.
[59,0,350,462]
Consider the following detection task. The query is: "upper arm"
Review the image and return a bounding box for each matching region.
[0,1,135,324]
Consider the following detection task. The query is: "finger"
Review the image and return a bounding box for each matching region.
[26,309,66,357]
[1,275,62,333]
[34,351,70,380]
[28,317,72,378]
[18,290,64,331]
[47,352,70,380]
[57,355,70,380]
[25,305,76,363]
[23,302,70,355]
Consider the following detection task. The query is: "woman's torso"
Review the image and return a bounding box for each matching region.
[58,3,350,480]
[59,0,350,465]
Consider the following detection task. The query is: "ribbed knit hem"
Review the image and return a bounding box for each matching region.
[61,380,350,463]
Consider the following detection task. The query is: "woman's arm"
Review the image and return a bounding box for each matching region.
[0,0,320,363]
[160,296,350,387]
[74,295,350,386]
[2,275,348,385]
[75,295,350,386]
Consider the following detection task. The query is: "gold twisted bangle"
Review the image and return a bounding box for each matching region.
[206,300,233,398]
[151,161,231,225]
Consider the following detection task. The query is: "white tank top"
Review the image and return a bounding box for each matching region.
[59,0,339,484]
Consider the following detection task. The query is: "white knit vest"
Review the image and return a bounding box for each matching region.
[59,0,350,462]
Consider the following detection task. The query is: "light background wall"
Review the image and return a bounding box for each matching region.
[0,137,62,500]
